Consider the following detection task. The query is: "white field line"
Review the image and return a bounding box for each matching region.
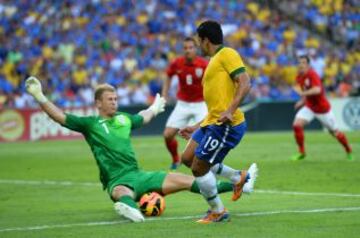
[255,189,360,198]
[1,179,360,198]
[0,179,99,187]
[0,206,360,233]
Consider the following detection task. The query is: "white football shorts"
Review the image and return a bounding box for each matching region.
[295,106,338,131]
[166,100,208,129]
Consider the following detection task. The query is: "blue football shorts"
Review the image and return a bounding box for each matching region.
[191,122,247,165]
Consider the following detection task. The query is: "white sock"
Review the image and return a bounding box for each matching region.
[195,171,224,213]
[211,163,240,184]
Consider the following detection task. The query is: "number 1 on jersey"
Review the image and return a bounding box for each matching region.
[101,123,109,134]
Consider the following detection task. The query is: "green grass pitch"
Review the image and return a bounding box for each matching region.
[0,131,359,238]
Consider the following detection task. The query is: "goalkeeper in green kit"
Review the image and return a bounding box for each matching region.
[25,76,250,222]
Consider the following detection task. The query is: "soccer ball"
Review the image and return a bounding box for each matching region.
[139,192,165,216]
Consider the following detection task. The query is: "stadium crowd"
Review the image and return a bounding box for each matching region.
[0,0,359,109]
[277,0,359,49]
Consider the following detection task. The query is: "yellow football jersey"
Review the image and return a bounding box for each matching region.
[201,46,246,127]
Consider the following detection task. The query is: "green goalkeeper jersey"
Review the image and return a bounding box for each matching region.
[64,112,144,189]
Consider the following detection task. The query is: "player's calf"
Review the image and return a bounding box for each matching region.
[181,155,193,168]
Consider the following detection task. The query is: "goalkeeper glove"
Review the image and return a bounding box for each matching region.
[25,76,48,103]
[148,93,166,116]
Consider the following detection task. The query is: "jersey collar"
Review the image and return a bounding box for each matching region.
[185,57,195,65]
[97,113,117,123]
[214,45,224,55]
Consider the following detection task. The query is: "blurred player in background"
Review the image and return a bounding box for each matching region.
[162,37,208,171]
[292,55,353,160]
[179,20,258,223]
[25,76,235,223]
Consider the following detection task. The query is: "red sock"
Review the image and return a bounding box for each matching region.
[165,138,179,163]
[293,125,305,154]
[335,132,352,153]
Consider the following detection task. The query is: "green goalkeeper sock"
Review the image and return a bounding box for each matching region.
[190,180,233,194]
[216,181,233,193]
[118,195,138,209]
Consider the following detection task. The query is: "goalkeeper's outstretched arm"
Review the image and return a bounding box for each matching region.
[25,76,66,125]
[138,93,166,124]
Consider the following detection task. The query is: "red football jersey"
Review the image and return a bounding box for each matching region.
[166,56,208,102]
[296,69,331,113]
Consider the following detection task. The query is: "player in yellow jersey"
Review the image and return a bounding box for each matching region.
[179,20,258,223]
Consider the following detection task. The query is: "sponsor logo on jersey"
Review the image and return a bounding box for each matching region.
[117,115,126,125]
[195,68,203,78]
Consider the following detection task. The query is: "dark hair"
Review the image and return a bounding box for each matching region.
[184,37,196,44]
[196,20,223,44]
[299,55,310,64]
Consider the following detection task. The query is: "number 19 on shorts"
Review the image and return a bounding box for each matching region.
[204,136,220,151]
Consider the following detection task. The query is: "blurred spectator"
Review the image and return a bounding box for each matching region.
[131,81,149,105]
[117,82,131,106]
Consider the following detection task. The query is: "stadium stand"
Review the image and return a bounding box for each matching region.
[0,0,359,109]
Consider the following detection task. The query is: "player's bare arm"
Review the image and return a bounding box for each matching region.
[218,72,251,123]
[161,76,171,102]
[138,93,166,124]
[294,98,305,110]
[178,120,203,140]
[293,84,305,109]
[299,86,321,96]
[25,76,66,125]
[293,84,303,95]
[293,84,321,109]
[39,101,66,125]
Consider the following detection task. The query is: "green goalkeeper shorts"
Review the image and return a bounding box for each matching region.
[107,170,167,201]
